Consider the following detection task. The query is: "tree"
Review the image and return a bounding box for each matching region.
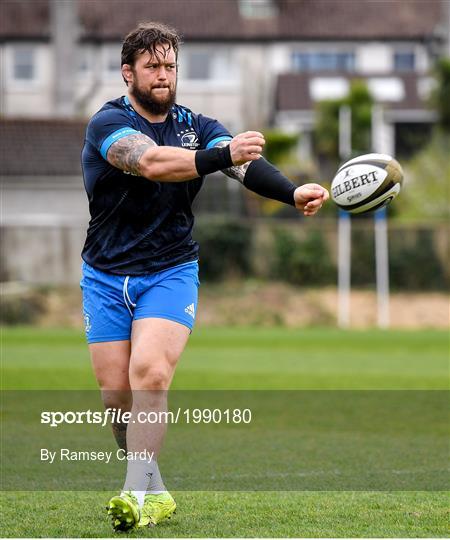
[262,129,299,168]
[315,80,373,164]
[431,57,450,132]
[396,57,450,220]
[396,131,450,220]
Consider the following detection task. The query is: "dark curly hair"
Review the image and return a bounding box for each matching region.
[121,22,181,84]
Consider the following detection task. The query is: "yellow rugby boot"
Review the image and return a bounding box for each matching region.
[107,491,140,531]
[139,492,176,527]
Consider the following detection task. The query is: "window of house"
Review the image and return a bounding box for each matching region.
[394,51,415,72]
[105,46,121,74]
[183,49,236,81]
[292,51,355,72]
[78,47,91,74]
[186,50,212,80]
[239,0,278,18]
[13,47,35,80]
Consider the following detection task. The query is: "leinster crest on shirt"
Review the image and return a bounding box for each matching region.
[177,129,199,150]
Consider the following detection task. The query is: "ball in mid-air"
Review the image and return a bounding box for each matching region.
[331,153,403,214]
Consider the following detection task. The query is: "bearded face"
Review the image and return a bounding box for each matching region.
[125,46,178,117]
[130,71,177,116]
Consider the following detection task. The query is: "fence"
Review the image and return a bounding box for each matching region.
[1,218,448,291]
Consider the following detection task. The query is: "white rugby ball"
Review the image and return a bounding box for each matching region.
[331,153,403,214]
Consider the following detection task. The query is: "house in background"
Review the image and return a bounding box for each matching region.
[1,0,448,146]
[0,0,449,284]
[0,118,89,282]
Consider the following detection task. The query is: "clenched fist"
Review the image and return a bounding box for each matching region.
[229,131,265,166]
[294,184,329,216]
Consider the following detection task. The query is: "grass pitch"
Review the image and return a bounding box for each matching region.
[1,326,448,537]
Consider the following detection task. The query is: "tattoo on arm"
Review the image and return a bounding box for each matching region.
[107,134,157,176]
[215,140,249,183]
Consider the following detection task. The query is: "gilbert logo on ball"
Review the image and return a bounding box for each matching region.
[331,153,403,214]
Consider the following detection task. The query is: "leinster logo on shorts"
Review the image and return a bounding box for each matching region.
[177,130,199,149]
[84,313,92,333]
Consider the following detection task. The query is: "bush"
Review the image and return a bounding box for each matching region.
[315,80,373,163]
[194,219,253,281]
[397,131,450,221]
[351,227,376,286]
[349,225,448,291]
[389,229,448,291]
[1,290,45,325]
[272,228,335,285]
[431,56,450,132]
[263,130,299,166]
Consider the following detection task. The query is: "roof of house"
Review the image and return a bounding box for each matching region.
[276,72,431,111]
[0,119,86,175]
[0,0,443,42]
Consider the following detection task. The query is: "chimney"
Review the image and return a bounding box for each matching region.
[51,0,79,117]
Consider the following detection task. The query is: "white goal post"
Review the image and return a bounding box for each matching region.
[337,104,392,328]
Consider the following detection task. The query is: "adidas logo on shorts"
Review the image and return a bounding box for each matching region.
[184,303,195,318]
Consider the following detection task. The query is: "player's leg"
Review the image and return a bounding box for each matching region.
[129,317,190,389]
[127,317,190,462]
[107,319,187,531]
[81,262,134,450]
[89,340,131,450]
[90,347,138,531]
[80,262,140,531]
[125,317,189,525]
[123,261,199,526]
[127,261,197,463]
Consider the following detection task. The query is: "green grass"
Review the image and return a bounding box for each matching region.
[2,327,448,390]
[1,326,449,537]
[1,491,448,538]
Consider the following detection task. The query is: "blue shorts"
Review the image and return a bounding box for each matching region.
[80,260,199,344]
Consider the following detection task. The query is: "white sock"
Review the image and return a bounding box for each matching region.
[122,458,152,507]
[145,460,167,494]
[122,489,146,507]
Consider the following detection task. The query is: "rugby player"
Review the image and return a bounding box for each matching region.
[80,21,329,531]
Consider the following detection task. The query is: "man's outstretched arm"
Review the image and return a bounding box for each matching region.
[106,131,265,182]
[217,141,329,217]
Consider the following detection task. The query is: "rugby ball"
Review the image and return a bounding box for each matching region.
[331,153,403,214]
